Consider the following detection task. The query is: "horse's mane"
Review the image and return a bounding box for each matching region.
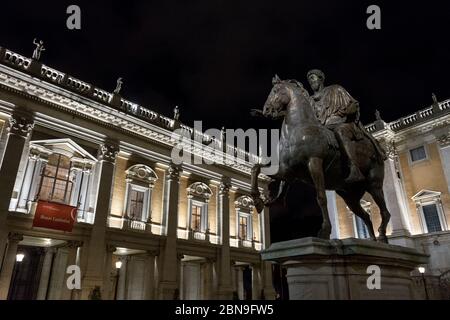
[283,79,310,98]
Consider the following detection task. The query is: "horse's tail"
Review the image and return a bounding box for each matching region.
[357,122,387,163]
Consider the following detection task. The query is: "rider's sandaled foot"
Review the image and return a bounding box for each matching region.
[345,165,365,183]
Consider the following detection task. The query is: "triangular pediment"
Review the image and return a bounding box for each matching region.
[411,189,441,201]
[31,138,97,161]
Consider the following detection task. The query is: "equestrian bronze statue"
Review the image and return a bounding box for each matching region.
[250,70,390,243]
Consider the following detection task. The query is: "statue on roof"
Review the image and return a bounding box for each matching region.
[114,77,123,95]
[32,38,45,61]
[173,105,180,120]
[375,109,382,121]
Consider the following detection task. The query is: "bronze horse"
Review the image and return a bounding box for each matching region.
[250,76,390,243]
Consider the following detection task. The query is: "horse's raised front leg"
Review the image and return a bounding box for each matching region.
[308,157,332,239]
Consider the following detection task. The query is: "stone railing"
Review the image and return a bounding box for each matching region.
[41,65,65,84]
[3,49,32,71]
[365,99,450,134]
[0,46,264,168]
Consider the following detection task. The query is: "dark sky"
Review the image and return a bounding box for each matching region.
[0,1,449,131]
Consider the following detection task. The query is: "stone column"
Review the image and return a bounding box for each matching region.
[176,253,183,299]
[0,112,33,266]
[383,146,414,247]
[0,233,23,299]
[16,150,38,211]
[437,134,450,193]
[102,245,116,300]
[36,247,56,300]
[158,163,181,299]
[217,177,233,299]
[326,191,340,239]
[143,251,157,300]
[61,241,83,300]
[261,207,276,299]
[230,261,237,293]
[81,141,119,299]
[252,263,262,300]
[202,258,215,300]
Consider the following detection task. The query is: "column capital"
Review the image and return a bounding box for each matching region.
[437,133,450,147]
[177,253,184,260]
[66,240,83,248]
[219,177,232,195]
[146,249,158,256]
[106,244,117,253]
[8,112,34,138]
[98,141,119,163]
[380,139,397,159]
[167,163,180,181]
[8,232,23,242]
[29,145,52,161]
[204,257,216,263]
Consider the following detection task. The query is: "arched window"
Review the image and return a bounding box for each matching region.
[187,182,212,235]
[235,196,255,242]
[124,164,158,226]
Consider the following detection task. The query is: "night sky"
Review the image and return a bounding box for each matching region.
[1,1,449,241]
[1,0,449,132]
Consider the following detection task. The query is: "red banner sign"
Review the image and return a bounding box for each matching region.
[33,200,77,232]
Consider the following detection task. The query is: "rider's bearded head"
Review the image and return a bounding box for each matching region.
[307,69,325,92]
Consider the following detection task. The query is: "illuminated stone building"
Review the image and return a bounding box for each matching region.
[0,45,449,300]
[0,46,274,300]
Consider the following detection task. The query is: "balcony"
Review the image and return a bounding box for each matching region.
[108,215,163,235]
[230,236,262,251]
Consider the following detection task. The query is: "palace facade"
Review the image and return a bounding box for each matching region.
[0,46,274,300]
[0,45,449,300]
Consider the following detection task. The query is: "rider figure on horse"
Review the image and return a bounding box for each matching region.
[306,69,386,183]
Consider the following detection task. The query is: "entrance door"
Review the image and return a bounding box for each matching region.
[8,246,45,300]
[182,263,201,299]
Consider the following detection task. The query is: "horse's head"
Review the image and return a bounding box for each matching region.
[263,75,308,119]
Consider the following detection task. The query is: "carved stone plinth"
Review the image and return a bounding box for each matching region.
[261,237,429,300]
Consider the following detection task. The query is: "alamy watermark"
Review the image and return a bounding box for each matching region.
[170,121,280,175]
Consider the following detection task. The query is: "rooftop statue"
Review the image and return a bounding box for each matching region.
[174,105,180,120]
[114,77,123,95]
[250,71,390,243]
[32,38,45,61]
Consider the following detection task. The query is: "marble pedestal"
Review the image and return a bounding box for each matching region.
[261,237,429,300]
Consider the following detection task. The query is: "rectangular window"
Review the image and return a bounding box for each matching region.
[409,146,427,162]
[38,154,73,204]
[422,204,442,233]
[128,189,145,220]
[239,216,248,240]
[191,204,202,231]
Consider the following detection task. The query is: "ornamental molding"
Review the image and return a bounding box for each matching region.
[187,182,213,200]
[126,164,158,186]
[234,195,255,211]
[437,133,450,147]
[0,65,259,177]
